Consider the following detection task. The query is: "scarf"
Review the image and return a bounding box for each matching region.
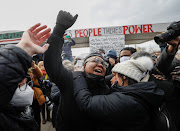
[41,70,47,75]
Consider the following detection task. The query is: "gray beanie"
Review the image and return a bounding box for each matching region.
[112,56,153,82]
[83,52,104,65]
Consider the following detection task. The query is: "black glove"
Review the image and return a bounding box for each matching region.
[53,10,78,35]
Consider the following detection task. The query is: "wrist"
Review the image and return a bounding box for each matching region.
[167,45,178,53]
[16,42,33,57]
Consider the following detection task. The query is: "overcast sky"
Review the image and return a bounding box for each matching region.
[1,0,180,31]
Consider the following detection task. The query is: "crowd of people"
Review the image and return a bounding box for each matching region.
[0,10,180,131]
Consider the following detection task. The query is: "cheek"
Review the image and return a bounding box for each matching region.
[84,64,93,73]
[102,67,106,74]
[111,77,116,84]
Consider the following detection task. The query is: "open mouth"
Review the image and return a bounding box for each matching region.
[94,69,102,73]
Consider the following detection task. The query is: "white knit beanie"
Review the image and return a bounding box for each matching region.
[112,56,154,82]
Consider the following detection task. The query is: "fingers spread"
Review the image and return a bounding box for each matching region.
[39,32,51,44]
[32,25,48,35]
[29,23,41,32]
[37,28,51,39]
[41,44,50,53]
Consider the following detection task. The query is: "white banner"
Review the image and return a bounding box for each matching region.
[66,22,171,38]
[89,35,125,55]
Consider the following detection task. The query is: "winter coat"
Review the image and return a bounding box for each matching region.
[44,34,109,131]
[29,66,45,106]
[62,38,76,56]
[50,83,60,127]
[50,83,60,106]
[0,45,38,131]
[0,45,32,106]
[156,46,180,78]
[73,71,165,131]
[155,46,180,130]
[33,87,45,106]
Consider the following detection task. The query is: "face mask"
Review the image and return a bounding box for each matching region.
[120,56,130,63]
[10,84,34,107]
[176,50,180,55]
[64,40,69,43]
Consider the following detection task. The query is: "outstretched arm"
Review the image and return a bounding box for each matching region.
[44,10,78,89]
[0,23,51,106]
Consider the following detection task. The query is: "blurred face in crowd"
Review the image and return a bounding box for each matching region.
[84,56,106,76]
[38,61,45,71]
[108,57,116,66]
[120,50,131,57]
[64,34,68,40]
[119,50,131,63]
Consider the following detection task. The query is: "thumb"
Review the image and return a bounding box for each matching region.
[41,44,50,53]
[73,14,78,22]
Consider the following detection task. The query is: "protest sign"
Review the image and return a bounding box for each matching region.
[89,35,125,55]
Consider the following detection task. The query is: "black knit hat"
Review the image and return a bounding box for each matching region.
[107,49,117,59]
[83,52,104,65]
[98,49,105,54]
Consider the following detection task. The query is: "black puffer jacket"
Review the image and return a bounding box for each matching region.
[156,46,180,130]
[0,45,39,131]
[44,32,109,130]
[73,71,165,131]
[0,45,32,107]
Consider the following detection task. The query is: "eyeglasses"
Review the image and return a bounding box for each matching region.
[84,57,108,67]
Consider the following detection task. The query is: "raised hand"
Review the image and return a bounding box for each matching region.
[56,10,78,30]
[16,23,51,56]
[168,36,180,47]
[166,36,180,53]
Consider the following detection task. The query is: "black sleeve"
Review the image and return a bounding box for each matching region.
[155,46,177,77]
[0,45,32,106]
[70,39,76,46]
[73,71,141,122]
[44,32,72,91]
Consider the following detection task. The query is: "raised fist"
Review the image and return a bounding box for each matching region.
[56,10,78,30]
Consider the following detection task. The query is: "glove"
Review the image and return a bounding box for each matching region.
[53,10,78,35]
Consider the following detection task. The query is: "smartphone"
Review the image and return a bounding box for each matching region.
[76,60,84,68]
